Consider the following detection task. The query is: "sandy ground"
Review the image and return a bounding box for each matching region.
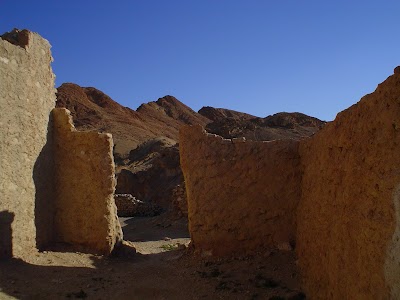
[0,215,304,300]
[119,216,191,254]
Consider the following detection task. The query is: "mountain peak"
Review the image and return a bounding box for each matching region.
[56,84,210,156]
[198,106,256,122]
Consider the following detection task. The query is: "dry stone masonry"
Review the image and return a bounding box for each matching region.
[114,194,162,217]
[114,194,142,217]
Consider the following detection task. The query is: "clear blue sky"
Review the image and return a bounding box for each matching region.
[1,1,400,121]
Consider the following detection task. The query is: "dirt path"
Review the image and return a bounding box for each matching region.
[120,215,190,254]
[0,215,304,299]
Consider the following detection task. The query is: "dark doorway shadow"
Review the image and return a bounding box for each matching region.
[0,211,14,259]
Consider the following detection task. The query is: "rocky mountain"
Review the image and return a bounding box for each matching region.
[56,83,211,216]
[115,137,185,215]
[198,107,325,141]
[56,83,210,157]
[198,106,256,122]
[56,84,324,217]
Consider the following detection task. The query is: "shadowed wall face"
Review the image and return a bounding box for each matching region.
[180,125,302,256]
[181,73,400,297]
[297,70,400,299]
[0,30,56,259]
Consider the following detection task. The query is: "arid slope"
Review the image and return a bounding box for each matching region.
[56,83,210,157]
[199,107,325,141]
[56,84,324,215]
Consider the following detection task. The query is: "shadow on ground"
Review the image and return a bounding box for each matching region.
[0,247,305,300]
[0,250,198,300]
[1,214,304,299]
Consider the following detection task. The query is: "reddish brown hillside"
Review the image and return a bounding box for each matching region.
[56,83,210,156]
[198,106,256,122]
[56,84,324,216]
[202,110,325,141]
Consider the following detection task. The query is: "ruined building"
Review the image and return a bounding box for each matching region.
[0,29,122,260]
[2,28,400,299]
[180,68,400,298]
[180,129,301,256]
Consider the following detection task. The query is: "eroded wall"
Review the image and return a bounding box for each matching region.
[0,30,56,258]
[53,108,123,254]
[181,69,400,297]
[297,68,400,299]
[180,125,302,256]
[1,29,123,258]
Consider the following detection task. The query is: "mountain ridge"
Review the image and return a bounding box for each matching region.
[56,83,210,156]
[56,82,325,215]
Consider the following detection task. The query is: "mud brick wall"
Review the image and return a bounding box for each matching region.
[297,69,400,299]
[180,125,302,256]
[0,30,56,258]
[53,108,122,255]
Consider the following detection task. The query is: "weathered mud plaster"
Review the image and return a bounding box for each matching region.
[297,69,400,299]
[385,185,400,299]
[53,108,123,255]
[180,125,302,256]
[1,29,123,259]
[0,29,56,259]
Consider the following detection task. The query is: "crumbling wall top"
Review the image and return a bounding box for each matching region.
[180,125,302,256]
[1,29,30,48]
